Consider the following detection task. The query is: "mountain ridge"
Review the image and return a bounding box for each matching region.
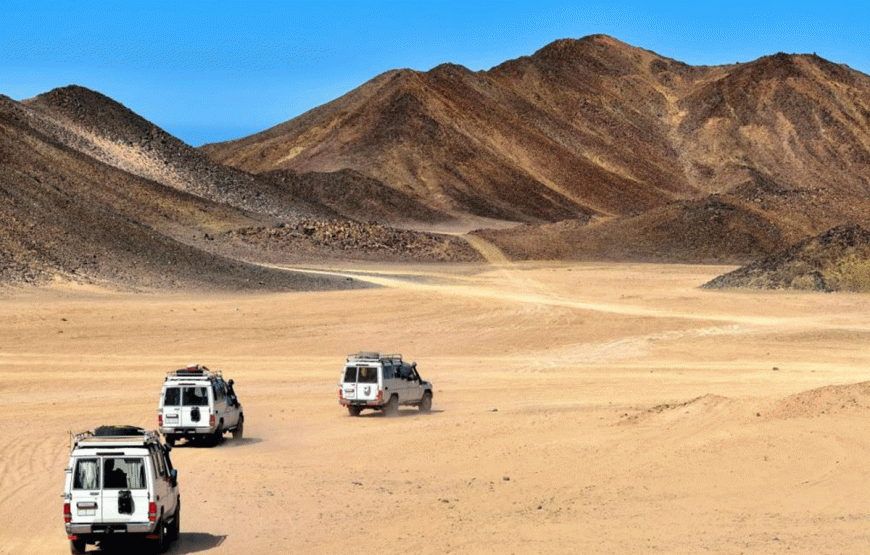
[5,34,870,288]
[200,35,870,246]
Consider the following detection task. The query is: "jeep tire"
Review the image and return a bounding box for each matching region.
[419,391,433,413]
[172,503,181,541]
[70,538,87,555]
[348,405,362,417]
[211,422,223,446]
[152,518,168,553]
[232,416,244,440]
[384,394,399,417]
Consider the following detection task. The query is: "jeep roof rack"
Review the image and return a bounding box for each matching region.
[71,426,161,450]
[165,363,223,381]
[347,352,403,364]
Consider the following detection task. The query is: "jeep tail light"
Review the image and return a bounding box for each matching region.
[148,502,157,523]
[64,502,72,523]
[376,389,383,403]
[209,414,215,427]
[158,414,163,427]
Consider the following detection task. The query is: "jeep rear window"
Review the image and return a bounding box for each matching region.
[73,458,100,490]
[343,367,357,382]
[182,386,209,406]
[104,457,146,490]
[357,366,377,383]
[163,387,180,406]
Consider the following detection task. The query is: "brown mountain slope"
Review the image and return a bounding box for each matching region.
[21,85,337,223]
[676,53,870,226]
[472,196,792,263]
[202,67,603,222]
[257,168,450,225]
[201,35,870,261]
[0,94,366,290]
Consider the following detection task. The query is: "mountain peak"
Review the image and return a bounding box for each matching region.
[25,84,159,144]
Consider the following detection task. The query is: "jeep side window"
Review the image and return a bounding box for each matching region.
[383,366,395,379]
[213,382,225,402]
[343,367,357,382]
[73,458,100,490]
[182,386,209,406]
[163,387,180,406]
[151,450,167,478]
[163,447,174,473]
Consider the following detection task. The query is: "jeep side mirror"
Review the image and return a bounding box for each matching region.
[170,469,178,487]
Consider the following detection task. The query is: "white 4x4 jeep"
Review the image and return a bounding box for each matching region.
[158,364,243,446]
[339,352,433,416]
[63,425,179,554]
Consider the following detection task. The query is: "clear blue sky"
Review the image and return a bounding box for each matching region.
[2,0,867,147]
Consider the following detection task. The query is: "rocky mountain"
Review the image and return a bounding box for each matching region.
[202,34,870,261]
[21,85,336,223]
[0,87,474,289]
[0,93,374,290]
[702,224,870,292]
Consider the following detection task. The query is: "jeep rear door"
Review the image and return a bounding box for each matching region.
[180,386,211,427]
[100,457,150,525]
[343,365,380,402]
[161,386,181,429]
[69,457,101,524]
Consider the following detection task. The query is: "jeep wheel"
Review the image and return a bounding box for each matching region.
[70,538,87,555]
[348,406,362,416]
[232,416,244,440]
[151,519,168,553]
[211,423,223,446]
[419,392,433,413]
[384,395,399,417]
[171,501,180,541]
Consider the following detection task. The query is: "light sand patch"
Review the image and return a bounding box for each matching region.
[4,263,870,554]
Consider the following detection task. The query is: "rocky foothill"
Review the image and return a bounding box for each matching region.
[226,220,481,263]
[703,224,870,292]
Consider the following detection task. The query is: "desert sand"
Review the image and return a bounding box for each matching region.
[4,262,870,554]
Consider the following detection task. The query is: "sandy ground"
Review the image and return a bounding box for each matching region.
[4,261,870,554]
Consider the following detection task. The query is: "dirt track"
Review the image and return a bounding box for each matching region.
[4,262,870,554]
